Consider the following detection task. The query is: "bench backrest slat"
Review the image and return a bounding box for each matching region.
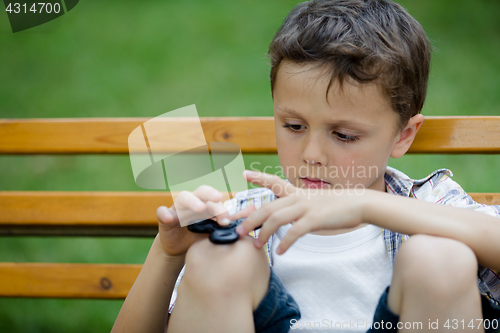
[1,116,500,154]
[0,263,140,299]
[0,118,277,154]
[1,192,499,225]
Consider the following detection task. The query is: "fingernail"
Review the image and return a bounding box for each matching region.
[254,239,261,248]
[276,247,283,255]
[163,210,172,221]
[244,170,255,177]
[236,225,244,235]
[194,202,205,211]
[210,191,221,201]
[157,206,169,220]
[221,217,230,225]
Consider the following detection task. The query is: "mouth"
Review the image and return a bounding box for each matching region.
[301,177,331,189]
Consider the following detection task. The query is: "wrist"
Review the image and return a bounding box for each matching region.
[359,189,380,224]
[151,234,185,268]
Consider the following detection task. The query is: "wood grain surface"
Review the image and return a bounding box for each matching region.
[0,263,140,299]
[0,191,497,236]
[1,116,499,154]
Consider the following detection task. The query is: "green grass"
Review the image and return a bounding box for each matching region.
[0,0,499,331]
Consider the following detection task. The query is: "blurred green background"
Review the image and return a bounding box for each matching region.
[0,0,499,331]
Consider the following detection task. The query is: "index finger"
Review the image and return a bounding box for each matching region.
[229,205,257,221]
[236,195,296,237]
[192,185,224,203]
[243,170,296,198]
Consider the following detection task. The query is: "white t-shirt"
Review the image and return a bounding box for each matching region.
[271,223,392,332]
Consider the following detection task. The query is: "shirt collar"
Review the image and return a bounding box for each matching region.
[384,166,453,197]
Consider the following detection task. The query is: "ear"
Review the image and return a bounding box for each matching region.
[390,114,424,158]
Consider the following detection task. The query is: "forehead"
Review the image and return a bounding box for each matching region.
[273,61,399,129]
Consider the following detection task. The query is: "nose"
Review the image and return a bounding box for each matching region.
[300,133,328,167]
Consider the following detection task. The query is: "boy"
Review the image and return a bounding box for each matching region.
[112,1,500,332]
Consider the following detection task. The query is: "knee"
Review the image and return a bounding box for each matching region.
[182,236,270,296]
[393,235,478,297]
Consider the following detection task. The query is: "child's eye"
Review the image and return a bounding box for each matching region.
[282,123,305,132]
[334,131,359,143]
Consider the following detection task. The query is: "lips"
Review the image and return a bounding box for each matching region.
[301,177,331,189]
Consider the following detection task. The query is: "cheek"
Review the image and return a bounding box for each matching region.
[351,151,390,184]
[276,137,300,181]
[331,147,361,167]
[351,135,393,164]
[277,149,295,173]
[336,150,383,179]
[276,133,297,159]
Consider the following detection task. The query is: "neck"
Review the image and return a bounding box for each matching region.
[368,168,388,193]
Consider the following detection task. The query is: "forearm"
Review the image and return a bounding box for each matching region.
[111,234,185,333]
[364,190,500,270]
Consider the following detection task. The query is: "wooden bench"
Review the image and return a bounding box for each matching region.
[0,116,499,299]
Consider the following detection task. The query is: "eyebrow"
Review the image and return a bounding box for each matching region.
[276,107,369,130]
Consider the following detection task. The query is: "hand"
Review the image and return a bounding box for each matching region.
[236,170,371,254]
[156,185,256,258]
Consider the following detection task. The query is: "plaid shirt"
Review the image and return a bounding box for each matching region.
[169,166,500,312]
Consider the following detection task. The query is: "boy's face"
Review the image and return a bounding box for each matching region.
[272,61,402,192]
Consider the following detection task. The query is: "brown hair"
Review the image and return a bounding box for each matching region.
[269,0,431,129]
